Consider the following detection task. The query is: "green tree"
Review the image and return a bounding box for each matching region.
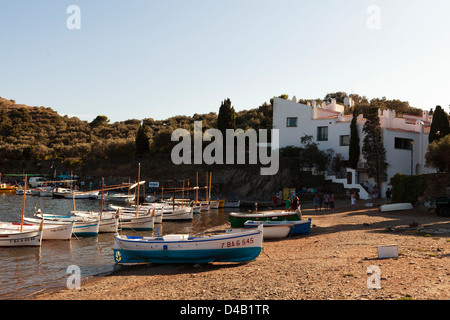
[217,98,236,135]
[429,105,450,143]
[90,115,110,128]
[135,123,150,154]
[349,109,360,169]
[425,134,450,172]
[362,107,388,195]
[298,135,331,172]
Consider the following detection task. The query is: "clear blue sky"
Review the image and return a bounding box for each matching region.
[1,0,449,122]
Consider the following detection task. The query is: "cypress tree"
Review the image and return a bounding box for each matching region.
[429,105,450,143]
[362,107,388,196]
[135,123,150,154]
[217,98,236,135]
[349,109,360,169]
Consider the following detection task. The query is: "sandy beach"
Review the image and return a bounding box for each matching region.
[33,200,449,301]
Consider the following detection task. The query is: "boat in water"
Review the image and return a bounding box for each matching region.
[5,219,73,240]
[35,212,100,237]
[0,184,17,194]
[224,200,240,208]
[0,227,43,247]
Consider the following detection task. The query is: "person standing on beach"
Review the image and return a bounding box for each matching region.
[323,192,330,210]
[329,194,335,211]
[285,197,291,212]
[385,188,392,203]
[351,192,356,208]
[291,194,299,211]
[318,192,323,211]
[313,193,319,211]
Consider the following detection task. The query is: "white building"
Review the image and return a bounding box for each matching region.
[272,97,436,199]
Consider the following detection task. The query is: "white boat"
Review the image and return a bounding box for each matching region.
[0,227,43,247]
[192,204,201,214]
[224,200,240,208]
[228,210,302,228]
[200,203,210,211]
[39,188,54,197]
[36,213,100,237]
[52,187,72,198]
[15,188,32,195]
[113,225,263,265]
[15,218,74,240]
[72,211,118,233]
[128,203,192,221]
[209,200,220,209]
[64,191,98,199]
[31,188,42,196]
[243,220,292,239]
[0,175,44,246]
[102,193,135,203]
[161,206,193,221]
[118,214,155,231]
[107,205,163,224]
[380,203,414,212]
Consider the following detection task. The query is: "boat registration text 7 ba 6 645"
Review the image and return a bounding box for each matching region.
[221,237,254,248]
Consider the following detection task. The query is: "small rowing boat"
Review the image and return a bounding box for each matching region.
[113,225,263,265]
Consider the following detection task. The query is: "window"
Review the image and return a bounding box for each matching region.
[286,117,298,127]
[317,126,328,141]
[394,137,413,150]
[340,135,350,146]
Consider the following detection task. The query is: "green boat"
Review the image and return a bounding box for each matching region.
[228,211,302,228]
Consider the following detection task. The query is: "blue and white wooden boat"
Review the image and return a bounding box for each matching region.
[288,219,311,235]
[113,226,263,265]
[35,212,99,237]
[243,221,291,239]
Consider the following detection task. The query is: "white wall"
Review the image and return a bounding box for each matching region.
[273,97,437,197]
[273,97,352,159]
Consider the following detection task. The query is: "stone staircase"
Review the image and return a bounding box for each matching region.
[323,168,370,200]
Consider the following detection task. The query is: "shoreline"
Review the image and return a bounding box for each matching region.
[32,201,449,300]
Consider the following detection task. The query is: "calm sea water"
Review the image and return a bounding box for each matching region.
[0,193,231,300]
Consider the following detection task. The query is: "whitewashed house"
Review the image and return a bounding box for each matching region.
[272,97,436,199]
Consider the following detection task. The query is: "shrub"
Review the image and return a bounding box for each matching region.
[389,173,426,204]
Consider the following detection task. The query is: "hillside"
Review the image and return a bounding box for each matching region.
[0,92,435,201]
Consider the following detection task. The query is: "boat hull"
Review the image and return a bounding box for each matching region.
[113,228,262,265]
[162,207,193,221]
[119,215,154,231]
[13,219,73,240]
[243,222,290,239]
[39,214,99,237]
[243,219,311,237]
[0,230,42,247]
[72,212,118,233]
[224,200,240,208]
[228,211,302,228]
[380,203,414,212]
[210,201,220,209]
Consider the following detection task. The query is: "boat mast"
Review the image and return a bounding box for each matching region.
[135,163,141,217]
[20,174,27,232]
[195,172,198,205]
[209,171,212,201]
[100,178,104,220]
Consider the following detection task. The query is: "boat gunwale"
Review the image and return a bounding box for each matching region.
[115,230,262,244]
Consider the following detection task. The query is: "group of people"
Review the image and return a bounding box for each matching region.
[313,192,335,212]
[282,193,301,212]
